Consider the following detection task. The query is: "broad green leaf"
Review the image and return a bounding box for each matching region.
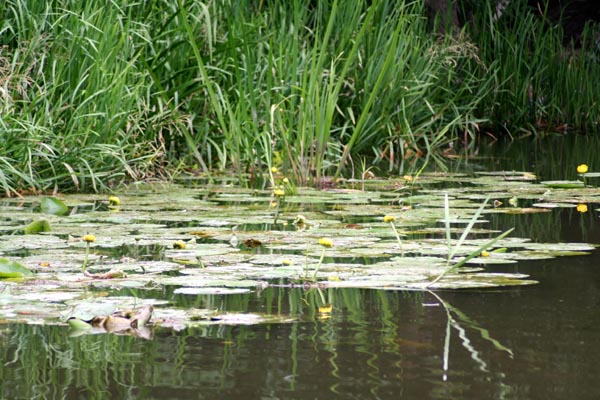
[24,219,51,234]
[67,317,93,330]
[0,258,33,278]
[40,197,69,216]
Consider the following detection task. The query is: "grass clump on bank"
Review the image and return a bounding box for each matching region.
[0,0,598,195]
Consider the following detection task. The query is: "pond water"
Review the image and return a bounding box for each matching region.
[1,137,600,399]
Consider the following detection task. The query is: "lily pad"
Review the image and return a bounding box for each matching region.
[0,175,598,328]
[23,219,52,234]
[40,197,69,216]
[541,180,585,189]
[0,258,34,278]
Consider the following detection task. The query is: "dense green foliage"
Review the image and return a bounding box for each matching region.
[0,0,598,194]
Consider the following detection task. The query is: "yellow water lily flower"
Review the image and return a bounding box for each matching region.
[82,234,96,243]
[577,164,589,174]
[271,166,278,173]
[577,204,588,213]
[480,251,490,257]
[318,238,333,248]
[108,195,121,206]
[383,215,396,223]
[294,215,306,225]
[273,189,285,197]
[173,240,187,249]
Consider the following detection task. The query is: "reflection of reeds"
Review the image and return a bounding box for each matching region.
[2,287,518,397]
[429,291,513,380]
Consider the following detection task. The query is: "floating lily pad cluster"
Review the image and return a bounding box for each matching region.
[0,170,596,329]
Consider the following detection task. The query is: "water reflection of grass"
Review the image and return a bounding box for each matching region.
[0,287,522,398]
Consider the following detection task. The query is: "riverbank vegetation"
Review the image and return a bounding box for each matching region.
[1,0,598,195]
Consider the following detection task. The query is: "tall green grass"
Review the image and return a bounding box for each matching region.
[0,0,598,195]
[0,0,167,194]
[468,0,600,136]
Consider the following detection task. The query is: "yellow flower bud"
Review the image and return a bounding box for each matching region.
[577,204,588,213]
[383,215,396,223]
[82,234,96,243]
[271,166,278,173]
[273,189,285,197]
[294,215,306,225]
[577,164,589,174]
[173,240,187,249]
[318,238,333,248]
[108,195,121,206]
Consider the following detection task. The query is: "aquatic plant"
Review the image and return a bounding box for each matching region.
[309,238,334,282]
[81,234,96,271]
[0,171,598,328]
[173,241,187,250]
[108,195,121,207]
[0,258,33,278]
[578,164,589,187]
[384,215,404,256]
[577,164,589,174]
[67,304,154,338]
[428,194,514,287]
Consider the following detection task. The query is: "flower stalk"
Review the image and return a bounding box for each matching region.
[82,234,96,271]
[311,238,333,281]
[384,215,404,256]
[577,164,588,187]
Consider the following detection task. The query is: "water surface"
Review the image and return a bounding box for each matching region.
[2,137,600,399]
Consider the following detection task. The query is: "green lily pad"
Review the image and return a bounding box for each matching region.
[62,302,118,322]
[532,203,577,209]
[541,180,585,189]
[0,258,34,278]
[23,219,52,234]
[67,317,94,330]
[2,175,600,327]
[40,196,69,216]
